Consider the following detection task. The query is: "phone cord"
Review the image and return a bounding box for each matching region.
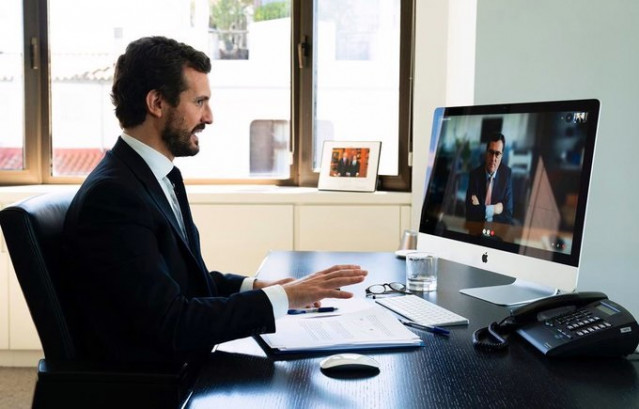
[472,317,514,351]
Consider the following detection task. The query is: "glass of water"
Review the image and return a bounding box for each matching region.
[405,251,438,292]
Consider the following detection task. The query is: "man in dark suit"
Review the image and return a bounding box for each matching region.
[63,36,367,364]
[337,151,351,176]
[465,133,513,224]
[349,154,360,177]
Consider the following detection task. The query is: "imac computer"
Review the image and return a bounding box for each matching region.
[417,99,600,306]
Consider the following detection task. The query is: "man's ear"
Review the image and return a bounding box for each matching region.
[146,90,164,118]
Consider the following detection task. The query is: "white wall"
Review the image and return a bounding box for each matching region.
[413,0,639,318]
[474,0,639,318]
[411,0,476,228]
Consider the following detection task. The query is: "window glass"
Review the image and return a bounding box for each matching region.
[313,0,401,175]
[49,0,291,179]
[0,0,25,170]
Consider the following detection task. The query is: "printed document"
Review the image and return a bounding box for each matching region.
[260,298,423,353]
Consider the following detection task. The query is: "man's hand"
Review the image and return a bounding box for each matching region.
[494,202,503,215]
[282,265,367,309]
[471,195,479,206]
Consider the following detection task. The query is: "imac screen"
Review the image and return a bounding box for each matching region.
[418,99,600,304]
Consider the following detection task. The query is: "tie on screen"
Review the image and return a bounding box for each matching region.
[166,166,196,248]
[485,176,493,206]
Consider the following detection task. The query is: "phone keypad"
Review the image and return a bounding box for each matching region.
[545,309,612,338]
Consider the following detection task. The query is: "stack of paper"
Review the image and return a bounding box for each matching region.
[260,298,424,354]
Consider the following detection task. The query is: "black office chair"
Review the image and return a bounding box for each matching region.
[0,191,195,409]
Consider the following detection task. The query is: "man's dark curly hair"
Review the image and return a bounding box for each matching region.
[111,36,211,128]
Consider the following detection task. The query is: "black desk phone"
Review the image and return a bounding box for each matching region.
[473,292,639,357]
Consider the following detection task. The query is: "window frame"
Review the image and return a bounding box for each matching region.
[296,0,414,192]
[2,0,413,191]
[2,0,42,185]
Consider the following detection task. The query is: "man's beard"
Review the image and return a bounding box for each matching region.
[161,110,204,157]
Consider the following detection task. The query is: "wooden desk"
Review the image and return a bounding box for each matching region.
[185,251,639,409]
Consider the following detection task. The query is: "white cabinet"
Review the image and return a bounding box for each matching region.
[296,205,409,251]
[0,252,9,350]
[8,263,41,350]
[191,204,294,276]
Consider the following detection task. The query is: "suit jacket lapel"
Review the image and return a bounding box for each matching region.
[110,139,204,266]
[107,138,214,296]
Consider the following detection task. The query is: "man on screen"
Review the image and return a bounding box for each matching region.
[465,132,513,224]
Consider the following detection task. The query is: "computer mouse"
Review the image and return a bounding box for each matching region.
[319,353,380,375]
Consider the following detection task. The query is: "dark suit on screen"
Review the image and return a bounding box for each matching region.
[63,137,275,364]
[465,163,513,224]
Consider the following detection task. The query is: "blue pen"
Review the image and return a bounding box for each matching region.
[287,307,338,315]
[400,319,450,336]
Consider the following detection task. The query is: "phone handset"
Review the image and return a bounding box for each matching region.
[473,291,609,351]
[510,291,608,325]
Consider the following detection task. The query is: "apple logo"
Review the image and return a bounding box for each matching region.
[481,252,488,263]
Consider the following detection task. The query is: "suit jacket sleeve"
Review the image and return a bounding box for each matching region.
[493,166,514,224]
[465,167,487,222]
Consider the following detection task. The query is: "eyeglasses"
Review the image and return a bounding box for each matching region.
[487,149,503,158]
[365,282,411,298]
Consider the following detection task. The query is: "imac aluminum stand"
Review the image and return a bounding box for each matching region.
[460,279,559,306]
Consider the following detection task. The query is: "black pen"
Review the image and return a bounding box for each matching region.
[287,307,338,315]
[400,319,450,336]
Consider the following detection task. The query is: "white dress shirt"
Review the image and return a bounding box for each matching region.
[119,133,288,318]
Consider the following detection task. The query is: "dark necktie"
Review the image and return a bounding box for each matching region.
[166,166,196,249]
[166,166,211,293]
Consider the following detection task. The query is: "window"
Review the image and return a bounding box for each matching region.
[0,1,25,171]
[2,0,413,191]
[298,0,412,189]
